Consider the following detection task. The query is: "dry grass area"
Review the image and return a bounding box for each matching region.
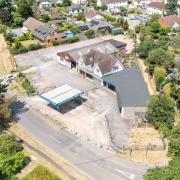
[137,58,157,95]
[175,111,180,124]
[0,34,14,75]
[118,150,168,165]
[10,124,88,180]
[129,127,163,147]
[8,80,26,96]
[118,127,168,165]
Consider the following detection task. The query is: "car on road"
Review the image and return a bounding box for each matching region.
[1,74,16,85]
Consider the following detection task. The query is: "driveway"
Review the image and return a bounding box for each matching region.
[13,102,148,180]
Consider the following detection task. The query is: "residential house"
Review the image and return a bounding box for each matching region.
[23,17,61,43]
[72,0,87,4]
[77,49,124,84]
[103,66,150,118]
[57,41,119,68]
[146,2,166,15]
[159,15,180,29]
[97,0,128,12]
[66,4,87,14]
[38,0,52,9]
[89,19,113,31]
[133,0,152,8]
[85,10,104,22]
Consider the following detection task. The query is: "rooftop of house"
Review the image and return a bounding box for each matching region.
[57,41,119,62]
[98,0,127,4]
[159,15,180,26]
[82,49,119,75]
[103,66,150,107]
[23,17,44,31]
[147,2,166,10]
[66,4,86,12]
[85,10,97,18]
[90,19,113,31]
[33,24,54,41]
[104,39,127,49]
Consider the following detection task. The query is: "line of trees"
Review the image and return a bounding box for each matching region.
[0,0,34,27]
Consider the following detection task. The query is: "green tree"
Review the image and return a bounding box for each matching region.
[139,38,156,58]
[12,12,24,27]
[0,134,23,154]
[0,83,11,131]
[147,48,174,72]
[0,134,26,179]
[123,19,129,31]
[168,124,180,158]
[0,151,26,177]
[16,0,34,19]
[0,0,13,22]
[166,0,178,15]
[154,66,167,89]
[150,21,160,34]
[85,29,94,38]
[144,157,180,180]
[63,0,71,6]
[0,24,7,33]
[146,95,175,129]
[101,4,108,11]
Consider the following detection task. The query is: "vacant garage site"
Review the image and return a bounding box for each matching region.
[15,44,135,150]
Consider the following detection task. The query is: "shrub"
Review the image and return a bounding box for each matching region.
[146,95,175,129]
[28,44,44,51]
[16,73,35,95]
[67,36,79,43]
[154,66,167,90]
[0,133,26,179]
[168,124,180,158]
[52,40,60,46]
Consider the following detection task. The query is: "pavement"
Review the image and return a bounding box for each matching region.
[12,101,148,180]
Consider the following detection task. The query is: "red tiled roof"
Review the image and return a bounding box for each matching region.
[147,2,166,10]
[23,17,44,31]
[159,15,180,26]
[85,10,97,18]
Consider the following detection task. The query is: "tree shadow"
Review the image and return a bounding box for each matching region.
[10,100,29,122]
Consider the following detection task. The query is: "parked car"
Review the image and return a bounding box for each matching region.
[120,12,128,17]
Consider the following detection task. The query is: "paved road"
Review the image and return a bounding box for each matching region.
[15,105,148,180]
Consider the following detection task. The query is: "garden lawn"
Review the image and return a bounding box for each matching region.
[20,39,40,48]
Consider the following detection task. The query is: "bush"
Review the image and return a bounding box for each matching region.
[0,134,23,155]
[52,40,60,46]
[22,165,61,180]
[98,12,116,22]
[67,36,79,43]
[0,133,26,179]
[17,73,35,95]
[168,124,180,158]
[28,44,44,51]
[146,95,175,129]
[11,46,28,55]
[154,66,167,90]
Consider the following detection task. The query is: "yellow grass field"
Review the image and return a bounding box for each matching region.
[0,34,14,75]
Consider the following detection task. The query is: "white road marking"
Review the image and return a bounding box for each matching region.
[49,135,61,144]
[115,169,135,179]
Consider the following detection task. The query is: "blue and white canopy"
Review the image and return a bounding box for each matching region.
[40,84,83,107]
